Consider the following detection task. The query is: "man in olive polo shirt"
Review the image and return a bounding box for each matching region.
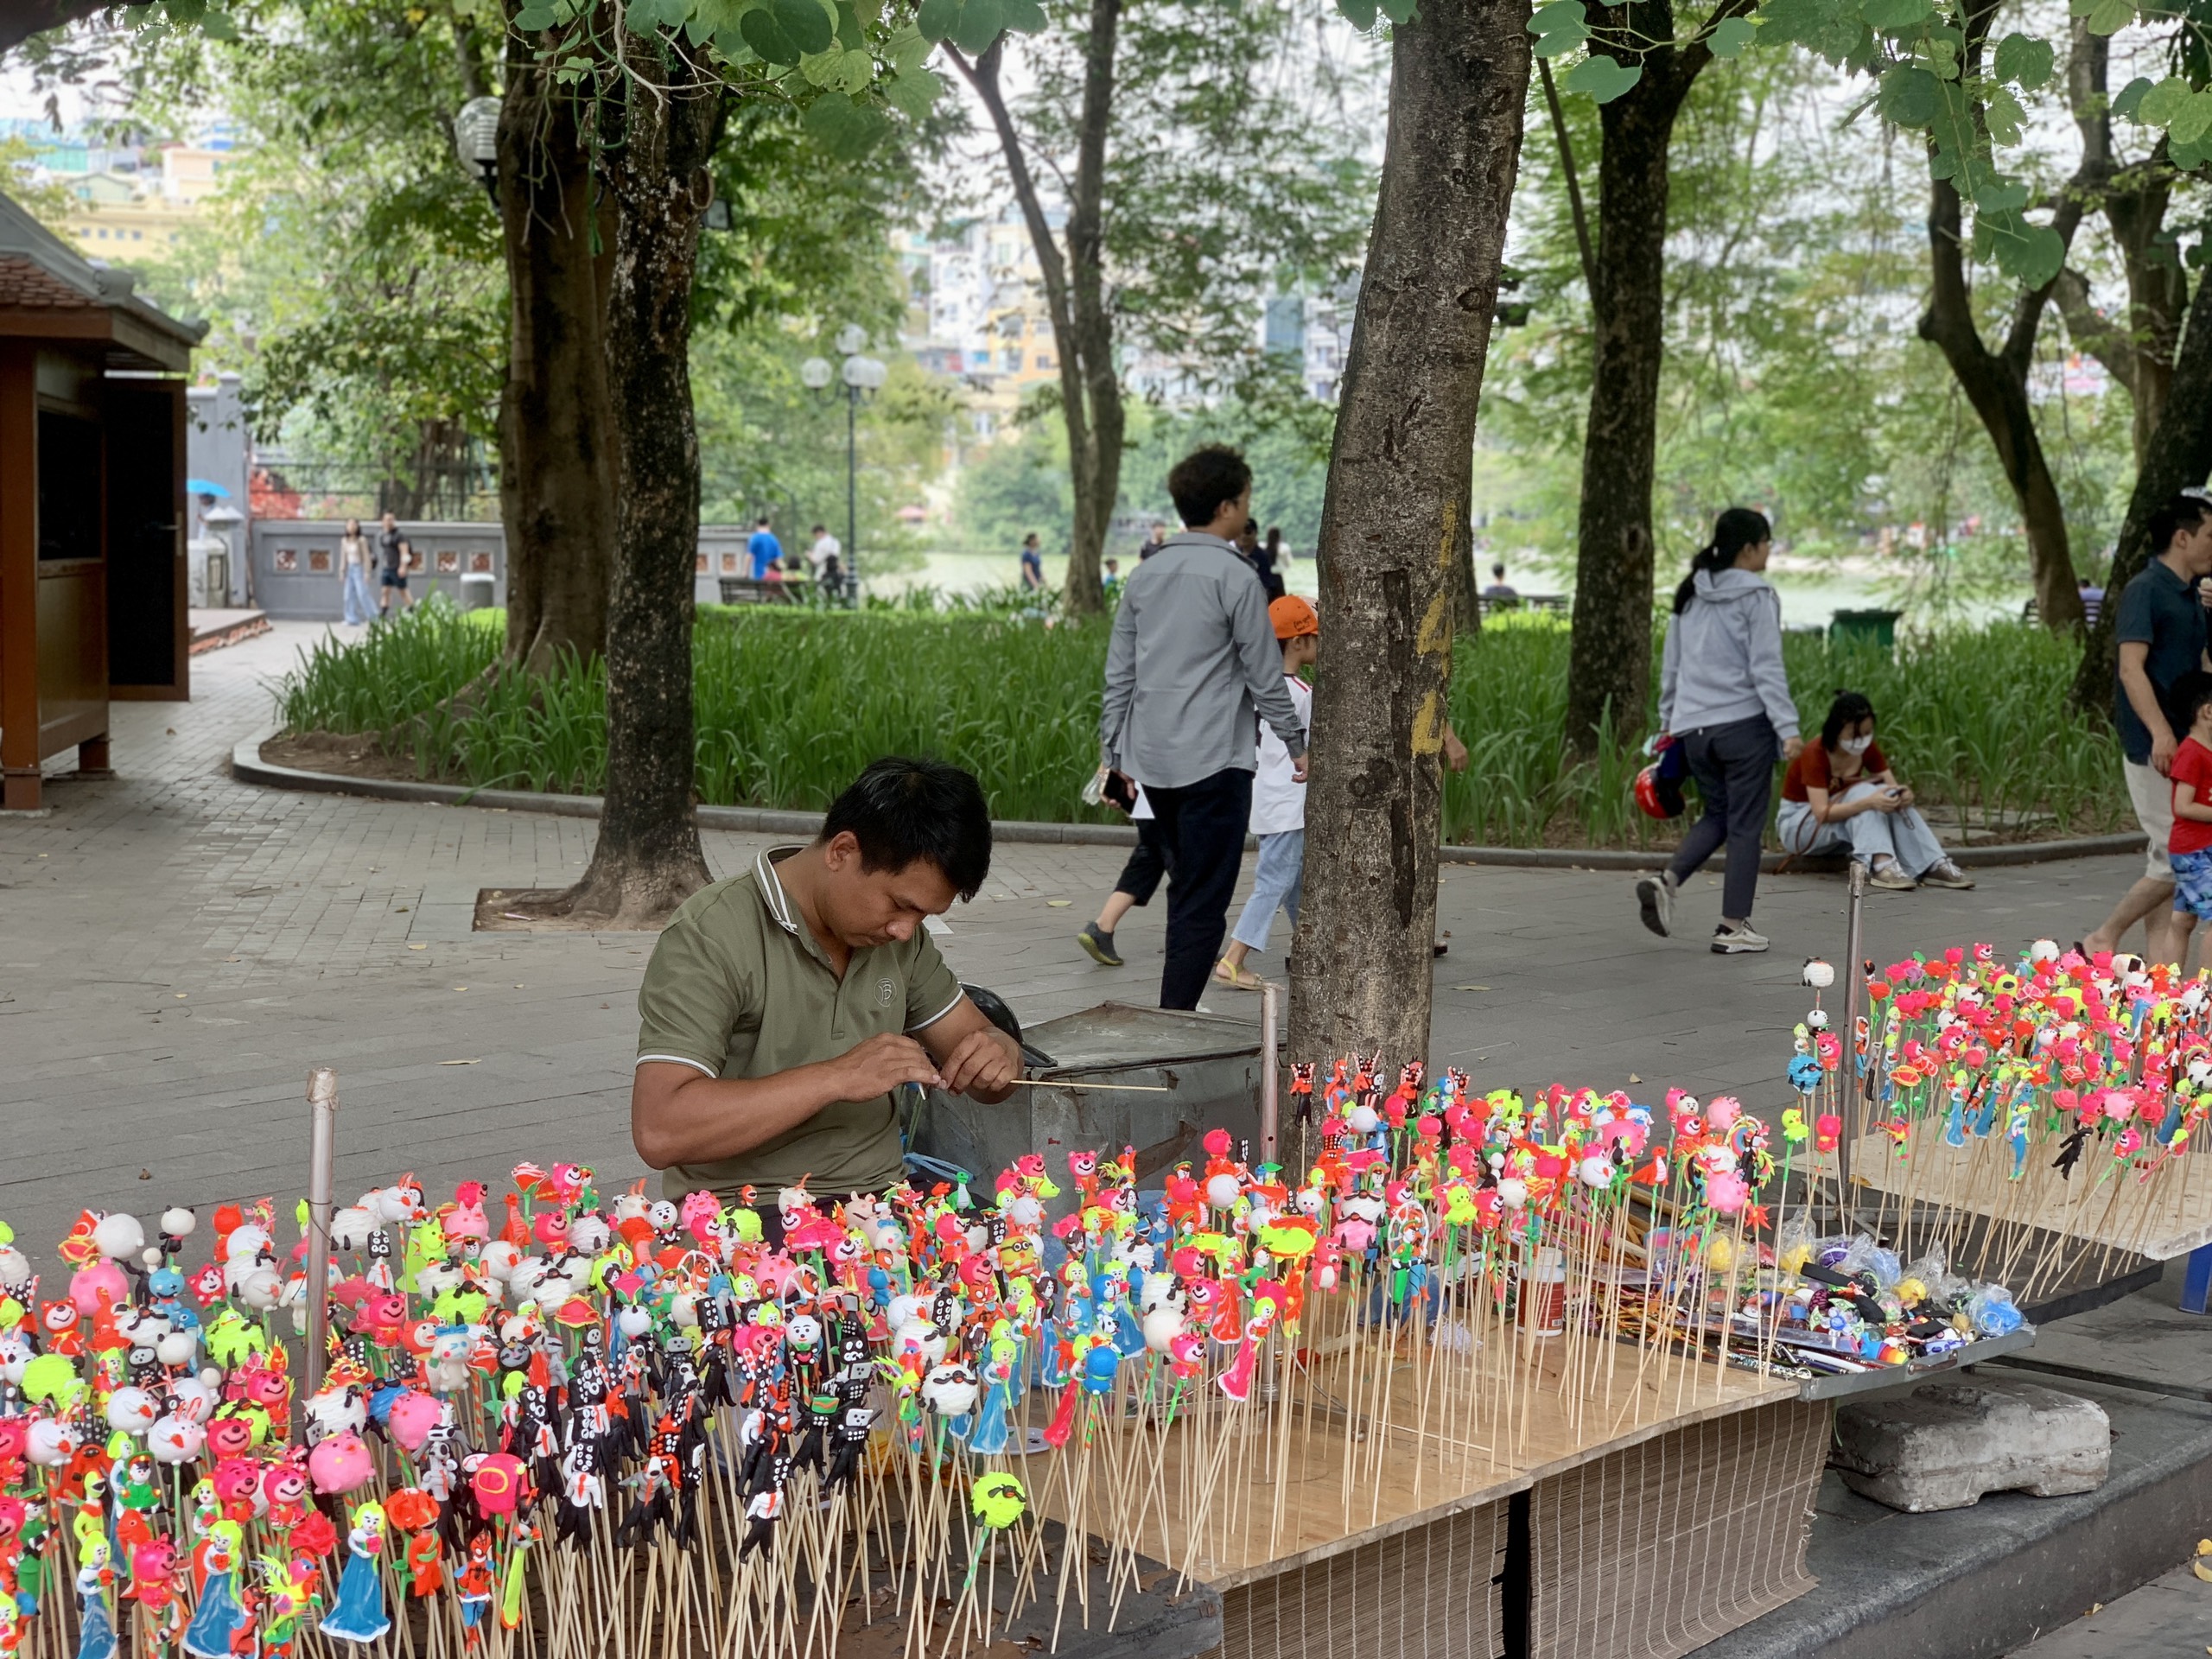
[631,757,1022,1217]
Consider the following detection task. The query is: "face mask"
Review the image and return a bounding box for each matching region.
[1840,734,1874,756]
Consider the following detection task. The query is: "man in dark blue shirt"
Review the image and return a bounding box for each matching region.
[2086,494,2212,963]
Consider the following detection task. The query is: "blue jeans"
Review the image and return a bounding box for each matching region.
[341,565,375,625]
[1230,830,1304,952]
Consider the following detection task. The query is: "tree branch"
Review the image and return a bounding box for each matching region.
[2052,266,2140,399]
[0,0,108,58]
[1536,56,1596,296]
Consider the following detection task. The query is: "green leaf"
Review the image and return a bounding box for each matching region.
[2083,0,2133,34]
[1561,53,1642,101]
[1994,222,2065,288]
[1706,15,1754,55]
[740,5,802,62]
[1876,64,1938,128]
[1972,177,2028,213]
[950,0,1005,54]
[2172,130,2212,171]
[884,18,931,71]
[773,0,836,54]
[2138,75,2192,126]
[2112,76,2154,120]
[1985,85,2025,146]
[1529,0,1584,28]
[915,0,960,38]
[513,3,559,27]
[998,0,1046,29]
[835,1,865,48]
[1533,23,1588,55]
[1991,32,2054,89]
[1858,0,1929,30]
[2172,89,2212,145]
[885,67,939,117]
[1335,0,1379,28]
[1376,0,1419,23]
[197,6,237,35]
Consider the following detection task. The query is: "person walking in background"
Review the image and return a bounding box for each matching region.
[808,523,841,593]
[1777,690,1974,890]
[1236,521,1284,601]
[2164,673,2212,974]
[1019,532,1046,592]
[747,515,782,581]
[2083,495,2212,963]
[376,511,414,619]
[338,516,374,626]
[1076,785,1169,967]
[1262,527,1290,600]
[1215,595,1318,989]
[1139,522,1168,561]
[1100,445,1308,1010]
[1634,507,1802,955]
[1103,557,1123,598]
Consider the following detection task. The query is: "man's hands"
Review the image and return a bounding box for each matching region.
[830,1033,946,1100]
[939,1026,1022,1096]
[1783,735,1806,763]
[2155,727,2180,777]
[1292,752,1309,784]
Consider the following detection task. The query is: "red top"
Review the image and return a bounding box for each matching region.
[2171,738,2212,855]
[1782,741,1891,804]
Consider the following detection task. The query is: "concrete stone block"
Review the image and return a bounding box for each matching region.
[1830,1377,2111,1513]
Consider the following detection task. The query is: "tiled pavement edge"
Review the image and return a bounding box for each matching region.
[0,621,2153,1277]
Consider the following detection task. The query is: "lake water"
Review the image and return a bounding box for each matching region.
[871,550,2037,630]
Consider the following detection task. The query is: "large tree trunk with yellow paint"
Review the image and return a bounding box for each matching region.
[1289,0,1531,1065]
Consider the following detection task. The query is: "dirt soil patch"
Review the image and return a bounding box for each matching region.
[473,888,661,934]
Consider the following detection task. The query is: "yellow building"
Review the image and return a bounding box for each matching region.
[56,144,229,257]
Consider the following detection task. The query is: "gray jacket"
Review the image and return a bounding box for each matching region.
[1657,567,1800,740]
[1099,531,1308,789]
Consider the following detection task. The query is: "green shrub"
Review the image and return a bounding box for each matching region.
[274,601,2126,846]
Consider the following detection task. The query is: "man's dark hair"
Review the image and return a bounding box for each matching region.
[822,757,992,899]
[1167,444,1252,529]
[2150,495,2209,556]
[1491,563,1506,580]
[756,515,772,528]
[811,524,825,534]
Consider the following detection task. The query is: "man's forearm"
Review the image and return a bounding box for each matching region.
[632,1063,846,1170]
[2121,660,2172,745]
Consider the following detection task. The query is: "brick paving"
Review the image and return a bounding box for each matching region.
[0,621,2154,1274]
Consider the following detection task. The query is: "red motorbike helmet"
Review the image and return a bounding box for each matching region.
[1635,759,1687,821]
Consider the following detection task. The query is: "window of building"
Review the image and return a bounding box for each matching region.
[1035,354,1054,371]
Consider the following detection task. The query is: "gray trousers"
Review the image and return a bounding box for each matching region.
[1776,783,1948,875]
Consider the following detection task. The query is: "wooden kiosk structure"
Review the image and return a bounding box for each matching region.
[0,192,202,811]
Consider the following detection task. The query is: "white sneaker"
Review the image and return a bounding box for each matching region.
[1636,873,1675,938]
[1921,859,1975,890]
[1711,921,1770,955]
[1865,858,1916,892]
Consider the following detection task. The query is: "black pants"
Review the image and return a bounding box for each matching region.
[1667,715,1778,923]
[1144,767,1254,1010]
[1111,818,1173,906]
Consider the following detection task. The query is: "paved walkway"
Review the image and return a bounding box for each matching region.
[0,622,2158,1274]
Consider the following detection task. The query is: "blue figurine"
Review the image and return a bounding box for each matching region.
[73,1541,117,1659]
[317,1503,393,1646]
[181,1522,251,1659]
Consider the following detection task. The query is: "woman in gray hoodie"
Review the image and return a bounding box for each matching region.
[1635,508,1803,954]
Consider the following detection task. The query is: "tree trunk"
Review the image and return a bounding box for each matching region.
[1289,0,1530,1065]
[495,22,619,673]
[2072,267,2212,715]
[1917,174,2085,632]
[553,54,719,926]
[1561,4,1726,751]
[948,13,1122,618]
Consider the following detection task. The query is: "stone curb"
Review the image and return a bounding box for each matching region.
[232,730,2149,869]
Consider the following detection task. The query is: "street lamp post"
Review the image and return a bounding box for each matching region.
[800,326,887,603]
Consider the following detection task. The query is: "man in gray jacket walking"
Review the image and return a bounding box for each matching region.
[1100,445,1310,1008]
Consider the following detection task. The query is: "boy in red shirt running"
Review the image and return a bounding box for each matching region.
[2166,671,2212,973]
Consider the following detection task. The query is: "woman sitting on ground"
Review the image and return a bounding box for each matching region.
[1777,691,1974,891]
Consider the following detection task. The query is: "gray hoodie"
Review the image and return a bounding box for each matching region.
[1656,567,1800,740]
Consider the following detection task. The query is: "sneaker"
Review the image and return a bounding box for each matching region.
[1077,923,1122,967]
[1866,859,1916,892]
[1921,860,1975,890]
[1710,921,1770,955]
[1635,874,1674,938]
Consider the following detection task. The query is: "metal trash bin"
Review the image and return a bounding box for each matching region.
[1828,607,1902,651]
[459,572,497,612]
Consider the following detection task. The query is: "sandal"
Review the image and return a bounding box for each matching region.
[1213,958,1266,991]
